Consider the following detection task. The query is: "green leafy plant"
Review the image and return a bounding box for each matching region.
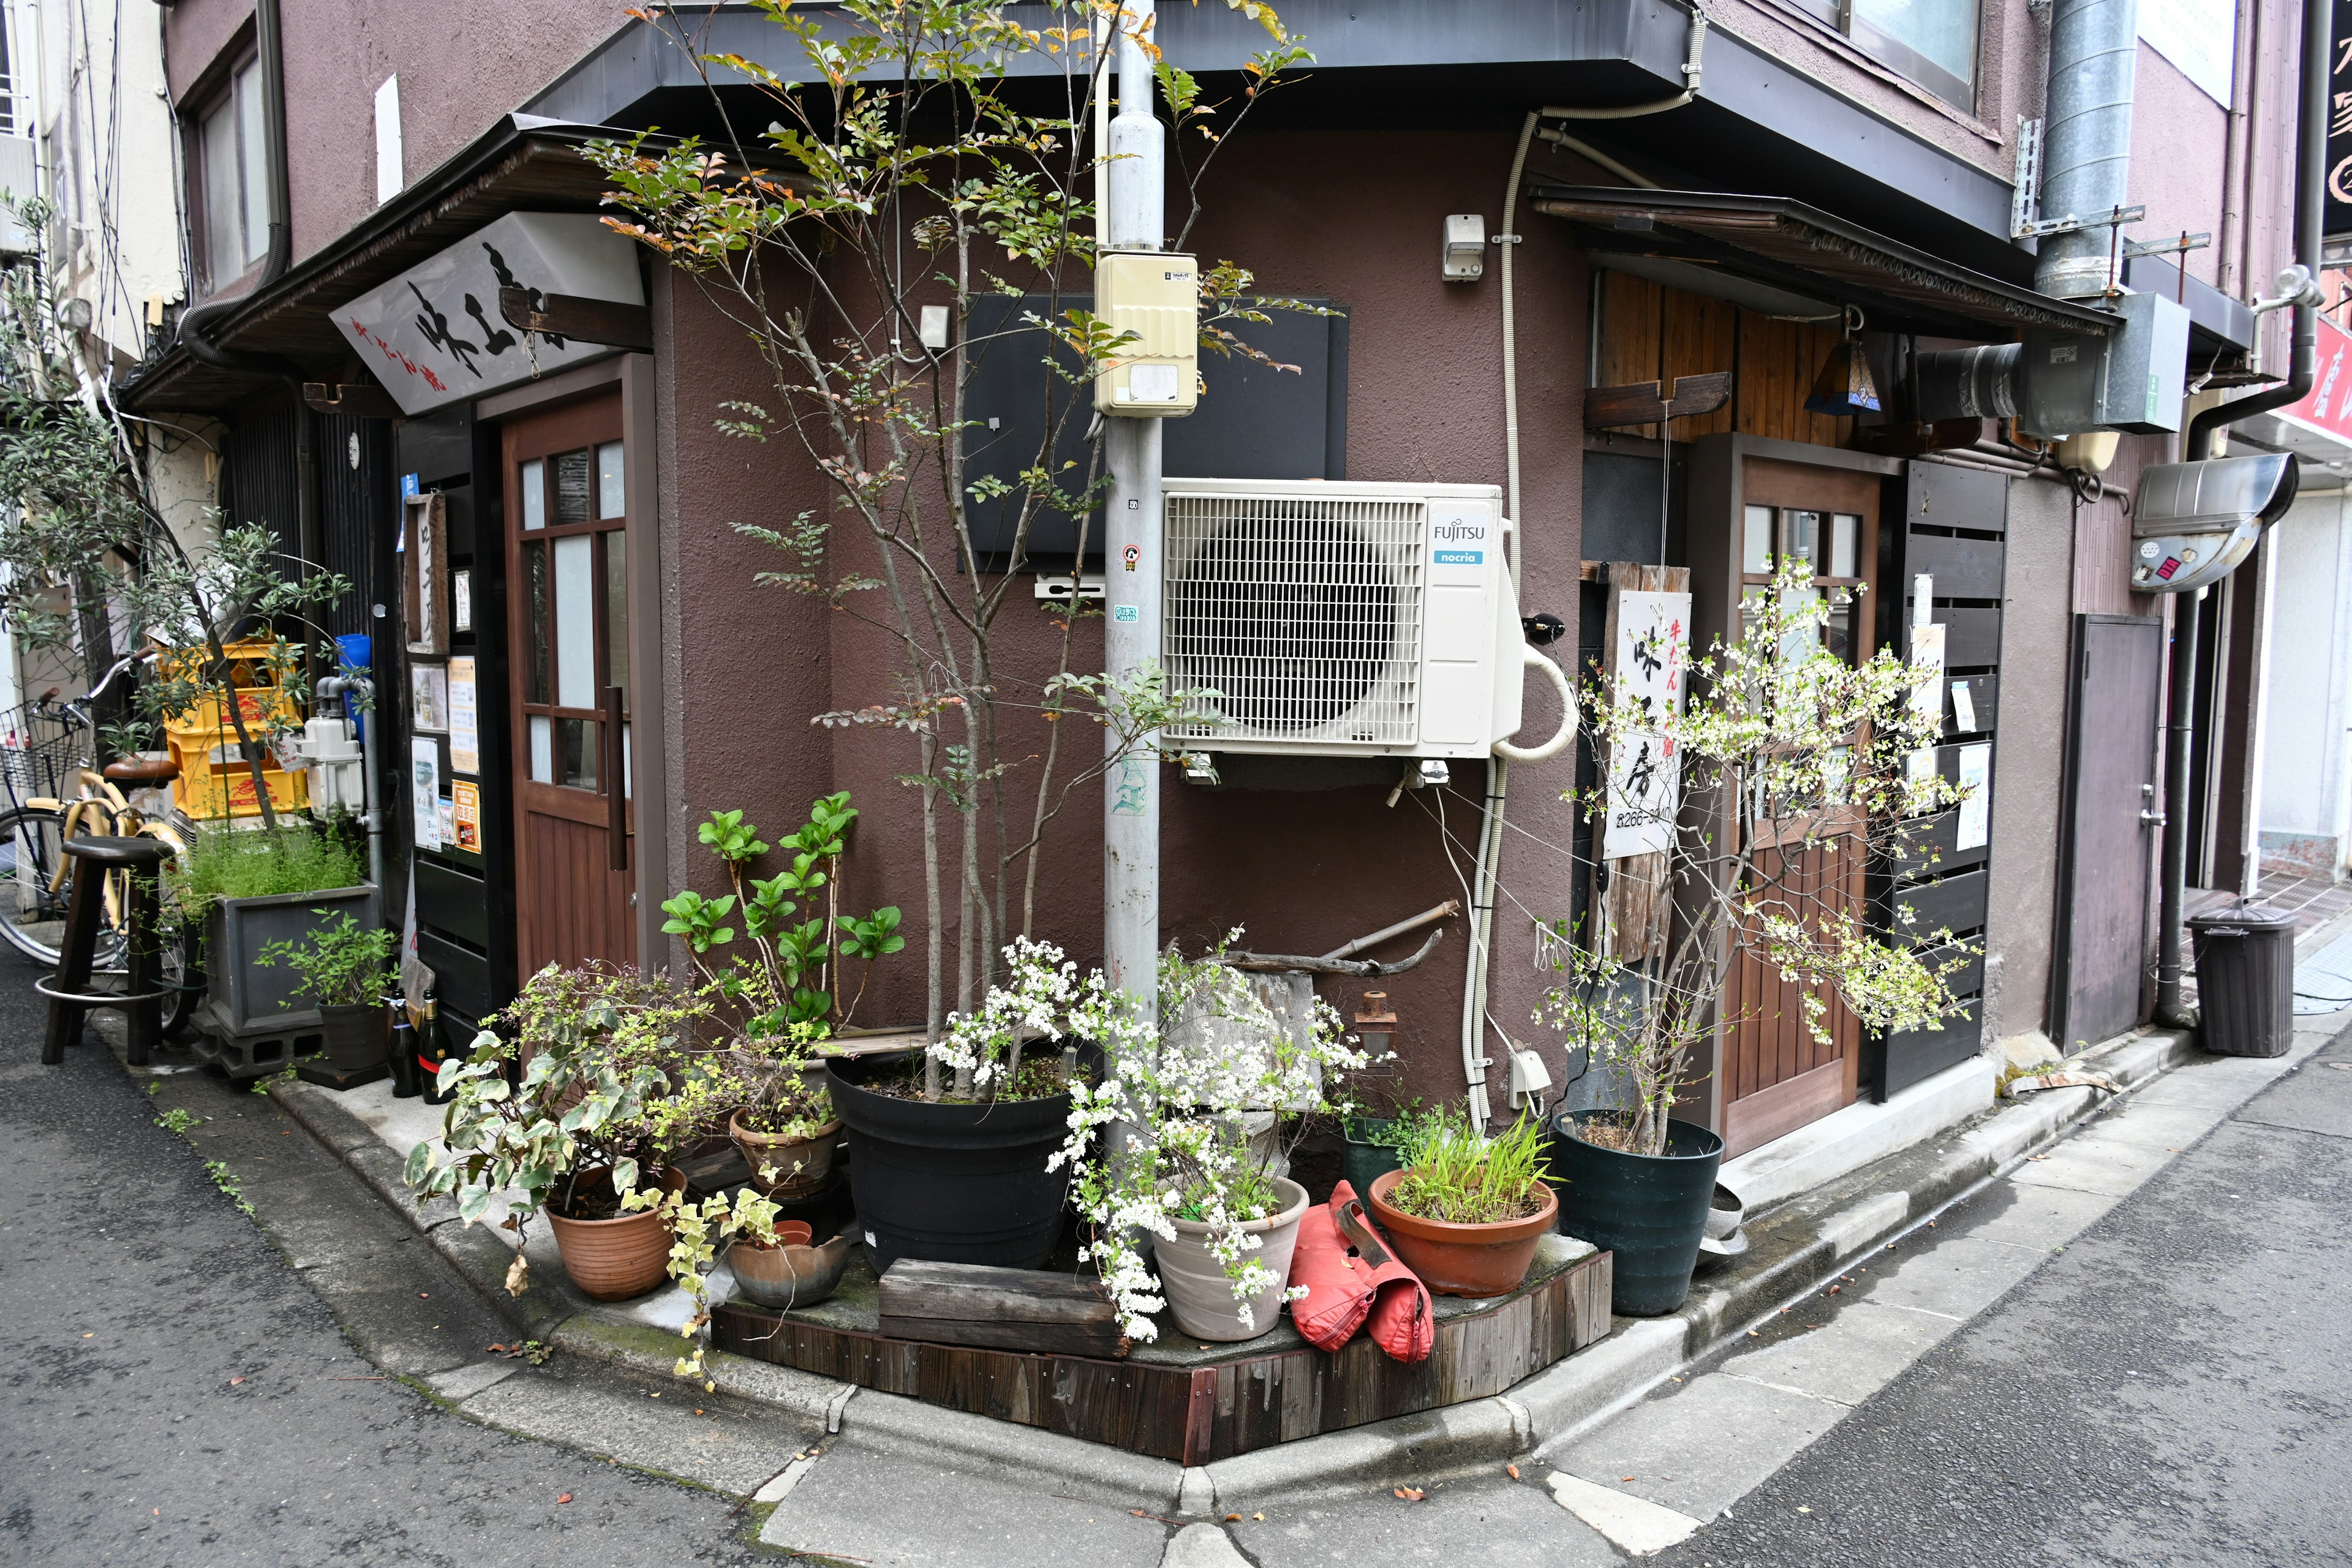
[618,1182,788,1387]
[156,1107,198,1134]
[403,965,710,1294]
[254,911,397,1008]
[167,823,366,928]
[1387,1109,1551,1227]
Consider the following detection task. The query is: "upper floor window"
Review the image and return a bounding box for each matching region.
[196,58,270,293]
[1793,0,1979,110]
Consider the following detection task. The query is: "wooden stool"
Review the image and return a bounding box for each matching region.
[39,835,173,1068]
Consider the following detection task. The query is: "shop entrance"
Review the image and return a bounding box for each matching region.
[500,394,636,972]
[1718,455,1882,1156]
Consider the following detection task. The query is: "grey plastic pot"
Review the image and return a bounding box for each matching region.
[205,884,380,1033]
[1153,1177,1309,1341]
[1548,1112,1724,1316]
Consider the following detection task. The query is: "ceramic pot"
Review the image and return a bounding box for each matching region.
[728,1107,842,1199]
[1153,1177,1310,1341]
[826,1046,1095,1272]
[728,1223,856,1311]
[1365,1168,1558,1297]
[318,1002,387,1072]
[545,1166,678,1302]
[1547,1112,1724,1316]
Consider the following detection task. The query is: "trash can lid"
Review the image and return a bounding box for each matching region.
[2185,903,2299,932]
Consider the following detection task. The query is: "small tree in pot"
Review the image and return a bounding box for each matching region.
[1542,563,1976,1312]
[253,911,396,1071]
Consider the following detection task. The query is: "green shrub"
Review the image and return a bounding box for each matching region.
[167,824,368,944]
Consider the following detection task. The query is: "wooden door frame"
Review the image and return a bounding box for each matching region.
[476,355,670,973]
[1681,433,1904,1141]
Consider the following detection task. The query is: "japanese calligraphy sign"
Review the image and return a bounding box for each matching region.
[2329,0,2352,246]
[330,212,644,415]
[1603,588,1691,860]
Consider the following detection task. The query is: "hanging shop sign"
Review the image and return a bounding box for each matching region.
[1602,588,1691,860]
[331,211,644,415]
[2277,311,2352,443]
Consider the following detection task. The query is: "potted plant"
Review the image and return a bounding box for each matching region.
[1542,564,1977,1314]
[723,1045,840,1199]
[404,964,707,1302]
[1063,942,1366,1343]
[1364,1110,1557,1298]
[168,821,377,1050]
[252,910,396,1072]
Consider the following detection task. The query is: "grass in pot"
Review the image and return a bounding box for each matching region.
[254,911,395,1071]
[1365,1110,1557,1298]
[169,822,375,1035]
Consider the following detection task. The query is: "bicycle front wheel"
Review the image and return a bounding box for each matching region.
[0,805,77,965]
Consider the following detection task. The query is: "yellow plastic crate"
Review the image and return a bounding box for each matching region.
[167,727,307,821]
[155,639,303,737]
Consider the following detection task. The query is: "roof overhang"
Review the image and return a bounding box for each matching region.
[1529,186,2118,340]
[119,117,630,415]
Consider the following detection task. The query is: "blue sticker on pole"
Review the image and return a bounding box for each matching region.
[1112,604,1140,622]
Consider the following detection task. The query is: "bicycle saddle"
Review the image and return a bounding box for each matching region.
[102,756,180,784]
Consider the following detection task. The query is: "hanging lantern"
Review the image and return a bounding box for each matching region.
[1805,307,1882,417]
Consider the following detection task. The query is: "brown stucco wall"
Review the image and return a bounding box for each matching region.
[163,0,625,267]
[642,126,1593,1110]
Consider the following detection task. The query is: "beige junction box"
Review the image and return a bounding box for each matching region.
[1094,250,1199,417]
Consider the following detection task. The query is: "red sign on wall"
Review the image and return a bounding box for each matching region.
[2280,311,2352,443]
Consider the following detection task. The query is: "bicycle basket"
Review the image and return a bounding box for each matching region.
[0,702,85,801]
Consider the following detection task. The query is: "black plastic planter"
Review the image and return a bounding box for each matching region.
[1548,1112,1725,1316]
[1341,1118,1405,1196]
[826,1046,1095,1273]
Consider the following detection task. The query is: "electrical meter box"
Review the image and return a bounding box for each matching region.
[1094,250,1199,417]
[2020,290,2190,437]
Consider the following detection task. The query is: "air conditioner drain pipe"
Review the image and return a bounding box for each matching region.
[1463,101,1619,1131]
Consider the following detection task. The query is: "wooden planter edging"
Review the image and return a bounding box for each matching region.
[710,1248,1611,1465]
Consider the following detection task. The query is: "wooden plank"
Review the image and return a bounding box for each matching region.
[1724,1055,1846,1158]
[1584,372,1732,431]
[1662,286,1739,438]
[1599,271,1664,438]
[881,1261,1120,1324]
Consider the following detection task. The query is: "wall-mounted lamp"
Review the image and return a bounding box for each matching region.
[1354,990,1398,1066]
[1804,306,1880,417]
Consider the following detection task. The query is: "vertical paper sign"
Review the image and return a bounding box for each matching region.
[447,656,479,775]
[1603,589,1692,860]
[1956,742,1992,851]
[452,779,481,853]
[411,737,442,850]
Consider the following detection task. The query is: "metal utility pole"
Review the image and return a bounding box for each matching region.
[1102,0,1163,1017]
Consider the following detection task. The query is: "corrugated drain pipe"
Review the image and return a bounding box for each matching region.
[1469,8,1708,1128]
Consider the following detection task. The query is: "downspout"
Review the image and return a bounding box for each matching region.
[2035,0,2141,300]
[1466,7,1709,1127]
[2157,0,2328,1026]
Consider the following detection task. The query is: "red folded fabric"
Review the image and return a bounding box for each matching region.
[1286,1180,1433,1363]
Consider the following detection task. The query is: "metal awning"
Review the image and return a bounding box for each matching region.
[1529,186,2119,340]
[119,116,629,413]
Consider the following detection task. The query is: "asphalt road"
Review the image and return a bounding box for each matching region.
[1655,1025,2352,1568]
[0,960,766,1568]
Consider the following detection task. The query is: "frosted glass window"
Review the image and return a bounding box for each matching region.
[529,715,553,783]
[521,459,546,530]
[597,442,626,518]
[1829,514,1860,578]
[1742,506,1773,573]
[554,534,596,709]
[605,532,628,692]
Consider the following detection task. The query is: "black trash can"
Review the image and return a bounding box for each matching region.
[2187,904,2297,1058]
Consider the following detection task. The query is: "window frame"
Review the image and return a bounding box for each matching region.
[186,51,272,300]
[1785,0,1980,111]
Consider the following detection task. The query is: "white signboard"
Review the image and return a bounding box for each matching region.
[448,656,480,776]
[1603,589,1691,860]
[331,211,645,415]
[411,736,442,851]
[1956,742,1992,851]
[2138,0,2235,108]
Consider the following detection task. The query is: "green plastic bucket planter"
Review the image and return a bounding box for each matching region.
[1548,1110,1724,1316]
[1341,1118,1406,1195]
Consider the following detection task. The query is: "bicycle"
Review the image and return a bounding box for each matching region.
[0,653,203,1035]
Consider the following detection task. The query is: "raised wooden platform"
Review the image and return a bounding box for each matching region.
[711,1235,1613,1464]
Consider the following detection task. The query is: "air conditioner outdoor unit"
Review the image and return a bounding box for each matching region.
[1159,478,1572,762]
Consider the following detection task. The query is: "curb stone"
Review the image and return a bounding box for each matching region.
[254,1023,2210,1511]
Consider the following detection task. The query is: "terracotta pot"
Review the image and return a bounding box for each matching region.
[728,1224,856,1311]
[1365,1167,1558,1298]
[544,1166,679,1302]
[1154,1177,1310,1341]
[728,1107,842,1199]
